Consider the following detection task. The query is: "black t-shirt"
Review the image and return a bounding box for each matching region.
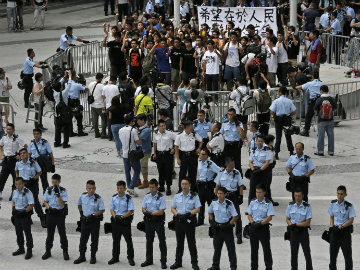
[295,72,310,85]
[109,104,131,124]
[169,47,182,70]
[287,35,300,60]
[181,48,196,73]
[107,41,126,66]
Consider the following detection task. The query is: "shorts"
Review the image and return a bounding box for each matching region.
[236,114,248,125]
[171,68,181,82]
[268,72,277,88]
[140,153,151,175]
[0,97,10,103]
[223,65,240,80]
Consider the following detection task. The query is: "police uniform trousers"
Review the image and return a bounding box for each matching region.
[14,214,33,249]
[227,192,242,240]
[111,220,134,259]
[248,168,271,203]
[274,121,294,154]
[23,75,33,107]
[79,219,100,255]
[37,166,49,194]
[174,219,198,265]
[45,212,68,251]
[68,98,83,133]
[210,152,224,168]
[54,116,70,146]
[224,141,242,176]
[290,229,313,270]
[290,177,310,202]
[24,180,44,217]
[212,225,237,269]
[0,156,17,193]
[156,151,173,188]
[197,181,215,223]
[178,151,198,190]
[249,225,273,270]
[257,112,270,136]
[304,99,317,132]
[145,220,167,263]
[329,229,353,270]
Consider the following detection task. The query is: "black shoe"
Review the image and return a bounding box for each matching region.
[128,258,135,266]
[54,143,62,148]
[196,221,204,227]
[170,262,182,269]
[158,186,165,192]
[25,248,32,260]
[192,264,200,270]
[42,250,51,260]
[70,132,78,137]
[111,11,116,15]
[73,255,86,264]
[78,132,88,137]
[329,153,334,156]
[40,215,47,228]
[275,153,279,160]
[166,187,171,196]
[62,144,71,149]
[299,130,309,137]
[40,126,48,131]
[141,260,153,267]
[314,152,324,156]
[95,133,101,138]
[12,247,25,256]
[105,12,108,16]
[108,257,119,265]
[272,201,279,206]
[237,238,243,244]
[161,262,168,269]
[207,267,220,270]
[101,133,108,139]
[63,250,69,260]
[90,255,96,264]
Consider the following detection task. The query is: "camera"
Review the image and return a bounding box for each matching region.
[283,125,300,136]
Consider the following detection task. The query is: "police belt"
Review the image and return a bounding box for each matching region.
[176,214,197,224]
[81,214,104,223]
[225,140,240,146]
[274,115,292,125]
[214,221,234,231]
[290,175,310,184]
[111,215,134,225]
[180,150,196,156]
[23,73,34,78]
[288,225,311,233]
[145,214,165,222]
[13,209,34,218]
[227,190,240,200]
[331,225,354,234]
[156,150,171,155]
[45,206,68,216]
[197,180,215,190]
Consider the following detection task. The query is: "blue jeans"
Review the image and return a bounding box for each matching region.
[123,158,141,189]
[111,124,125,153]
[317,120,334,154]
[223,65,240,80]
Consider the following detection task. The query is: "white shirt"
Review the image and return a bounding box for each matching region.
[135,86,154,98]
[102,84,120,109]
[204,50,220,75]
[208,132,224,153]
[88,81,105,109]
[119,125,139,159]
[225,42,240,67]
[0,134,25,157]
[265,45,278,73]
[276,42,288,64]
[153,130,177,151]
[0,77,11,98]
[230,86,248,115]
[182,98,202,114]
[7,1,16,8]
[117,0,128,4]
[241,53,256,65]
[175,131,203,151]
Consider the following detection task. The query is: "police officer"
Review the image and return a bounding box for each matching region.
[28,128,55,194]
[15,148,46,228]
[59,26,89,51]
[65,72,89,137]
[170,178,201,270]
[42,174,69,261]
[0,123,26,201]
[248,134,272,202]
[269,86,296,160]
[197,149,221,226]
[286,142,315,202]
[153,119,177,195]
[220,108,244,174]
[296,71,323,137]
[207,186,238,270]
[286,189,313,270]
[207,122,225,167]
[247,184,275,270]
[108,180,135,266]
[141,179,167,269]
[193,110,212,147]
[249,121,261,153]
[175,120,203,190]
[11,177,34,260]
[214,156,244,244]
[328,185,356,270]
[22,48,44,108]
[74,180,105,265]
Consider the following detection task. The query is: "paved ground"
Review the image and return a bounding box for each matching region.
[0,3,360,270]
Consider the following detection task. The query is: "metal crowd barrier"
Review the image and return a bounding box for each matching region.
[79,90,92,128]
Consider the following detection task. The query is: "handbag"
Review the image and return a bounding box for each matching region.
[32,139,52,173]
[87,82,98,105]
[128,127,144,162]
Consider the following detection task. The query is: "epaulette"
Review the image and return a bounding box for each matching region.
[47,187,53,195]
[304,155,310,161]
[59,186,66,192]
[225,199,232,208]
[82,192,87,194]
[345,201,352,209]
[23,187,29,194]
[303,202,310,207]
[13,134,18,142]
[112,193,118,197]
[42,138,48,145]
[193,119,198,128]
[234,120,240,126]
[94,193,101,201]
[206,160,212,168]
[289,201,296,205]
[157,192,163,200]
[146,192,151,195]
[190,192,198,200]
[263,146,270,151]
[126,194,131,203]
[331,199,337,203]
[265,198,271,204]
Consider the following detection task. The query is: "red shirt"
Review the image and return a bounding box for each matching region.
[308,38,322,64]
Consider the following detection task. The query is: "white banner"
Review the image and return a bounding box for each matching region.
[197,7,278,39]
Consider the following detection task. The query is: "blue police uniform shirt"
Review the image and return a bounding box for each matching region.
[142,192,166,213]
[194,120,212,139]
[66,81,85,99]
[12,187,34,210]
[171,191,201,215]
[220,121,243,142]
[23,57,35,75]
[247,198,275,223]
[330,19,342,34]
[60,33,78,50]
[77,193,105,217]
[27,138,53,159]
[109,194,135,216]
[15,159,41,180]
[198,158,221,182]
[214,168,244,192]
[320,12,330,29]
[43,186,68,210]
[286,154,315,176]
[249,145,273,167]
[139,125,152,154]
[208,199,238,223]
[286,201,312,224]
[335,9,345,22]
[155,0,163,7]
[250,131,261,151]
[269,95,296,116]
[145,0,154,14]
[328,200,356,226]
[345,6,355,21]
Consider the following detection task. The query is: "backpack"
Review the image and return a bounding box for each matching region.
[257,89,272,113]
[320,46,327,64]
[236,88,255,116]
[56,90,72,124]
[185,101,199,121]
[143,53,157,74]
[319,98,333,120]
